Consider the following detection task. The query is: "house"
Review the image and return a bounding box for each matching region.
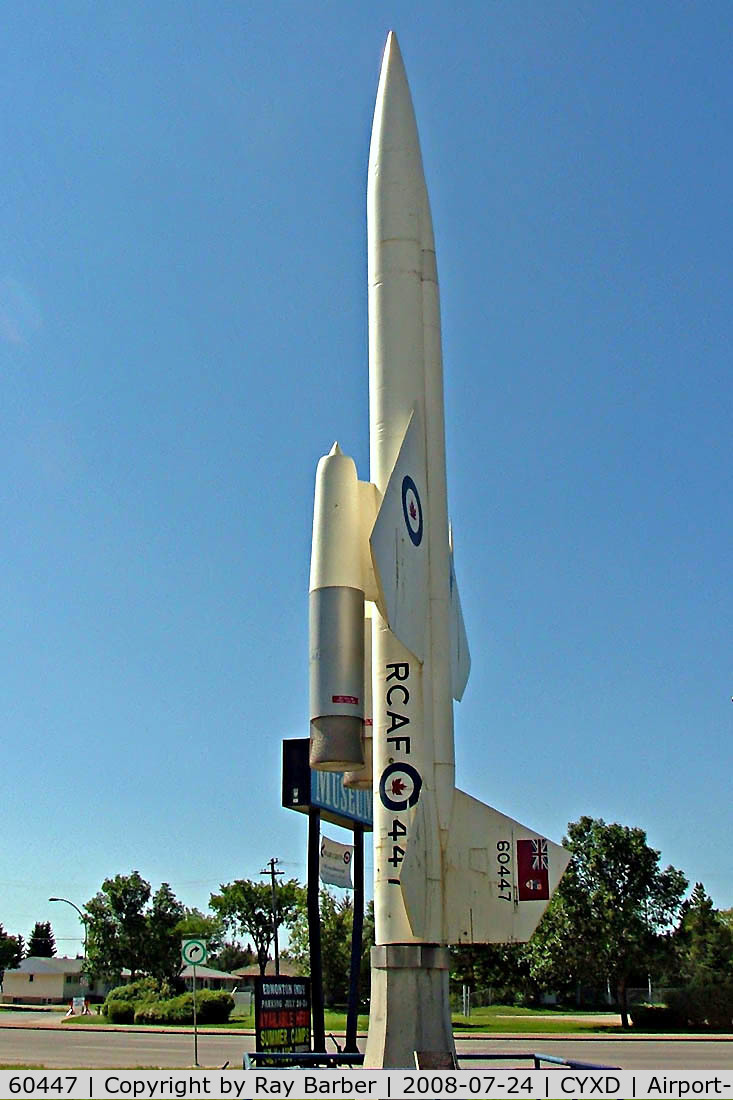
[1,957,241,1005]
[231,959,303,993]
[180,964,239,993]
[1,957,112,1005]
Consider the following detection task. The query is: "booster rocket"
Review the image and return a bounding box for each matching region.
[308,33,570,1066]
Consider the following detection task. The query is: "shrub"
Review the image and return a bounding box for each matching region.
[105,1000,135,1024]
[196,991,234,1024]
[134,995,188,1024]
[104,977,171,1006]
[133,990,234,1026]
[629,1004,683,1030]
[667,981,733,1030]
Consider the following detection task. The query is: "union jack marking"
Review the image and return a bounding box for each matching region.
[531,838,548,871]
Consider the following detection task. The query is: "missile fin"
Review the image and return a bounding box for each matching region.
[449,548,470,701]
[442,790,570,943]
[369,407,428,661]
[358,480,381,603]
[398,791,443,942]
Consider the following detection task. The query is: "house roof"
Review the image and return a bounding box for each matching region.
[180,964,239,981]
[232,960,303,978]
[7,958,239,982]
[8,956,83,975]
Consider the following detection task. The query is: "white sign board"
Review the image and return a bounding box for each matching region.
[319,835,354,889]
[181,938,208,966]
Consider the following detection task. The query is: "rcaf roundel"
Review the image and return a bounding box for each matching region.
[379,761,423,812]
[401,476,423,547]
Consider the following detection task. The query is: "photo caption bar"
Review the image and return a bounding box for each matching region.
[1,1070,733,1100]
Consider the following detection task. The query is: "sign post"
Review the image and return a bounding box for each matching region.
[282,738,372,1054]
[182,938,208,1067]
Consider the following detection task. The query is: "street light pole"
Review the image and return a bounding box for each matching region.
[49,897,88,958]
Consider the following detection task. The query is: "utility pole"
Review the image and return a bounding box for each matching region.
[260,857,284,976]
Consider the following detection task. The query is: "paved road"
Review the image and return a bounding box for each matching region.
[0,1024,731,1070]
[455,1037,733,1070]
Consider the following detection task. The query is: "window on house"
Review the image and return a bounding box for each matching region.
[28,974,33,982]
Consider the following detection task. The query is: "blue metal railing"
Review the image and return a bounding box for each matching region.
[243,1051,619,1070]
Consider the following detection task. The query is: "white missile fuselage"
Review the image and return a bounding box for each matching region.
[308,33,570,1067]
[368,34,454,947]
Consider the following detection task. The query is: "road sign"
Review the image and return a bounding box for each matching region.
[181,938,208,966]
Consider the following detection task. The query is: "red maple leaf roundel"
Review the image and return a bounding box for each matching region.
[409,499,417,521]
[390,777,407,796]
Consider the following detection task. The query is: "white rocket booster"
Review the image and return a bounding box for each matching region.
[309,33,570,1064]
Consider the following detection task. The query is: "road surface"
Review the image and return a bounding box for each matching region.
[0,1021,731,1070]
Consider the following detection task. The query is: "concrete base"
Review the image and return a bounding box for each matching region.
[363,945,455,1068]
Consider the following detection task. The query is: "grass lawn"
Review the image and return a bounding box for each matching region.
[451,1005,621,1033]
[60,1004,620,1034]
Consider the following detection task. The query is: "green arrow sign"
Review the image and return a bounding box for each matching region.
[181,938,208,966]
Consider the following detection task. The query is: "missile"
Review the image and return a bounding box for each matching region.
[309,443,366,771]
[342,613,373,790]
[308,33,570,1066]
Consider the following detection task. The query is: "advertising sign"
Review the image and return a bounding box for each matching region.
[319,835,354,888]
[253,976,311,1065]
[282,738,372,829]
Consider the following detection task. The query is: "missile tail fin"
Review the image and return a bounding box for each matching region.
[442,790,570,944]
[398,791,443,942]
[399,788,570,945]
[369,407,428,661]
[449,543,470,700]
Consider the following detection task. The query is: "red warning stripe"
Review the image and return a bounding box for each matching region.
[332,695,359,705]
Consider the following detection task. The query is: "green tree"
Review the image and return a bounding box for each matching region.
[359,900,375,1003]
[673,883,733,985]
[210,879,304,977]
[144,884,185,982]
[451,942,534,1005]
[288,891,375,1007]
[26,922,56,958]
[0,925,23,982]
[176,909,223,946]
[528,816,687,1026]
[718,908,733,935]
[86,871,151,981]
[175,909,226,976]
[527,890,609,1004]
[208,940,255,974]
[85,872,191,984]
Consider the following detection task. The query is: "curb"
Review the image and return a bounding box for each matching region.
[1,1020,731,1042]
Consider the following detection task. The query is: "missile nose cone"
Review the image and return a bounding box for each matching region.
[369,31,426,251]
[381,30,403,73]
[371,30,422,176]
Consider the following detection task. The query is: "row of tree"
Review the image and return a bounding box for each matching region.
[2,816,731,1025]
[0,921,57,980]
[452,817,733,1027]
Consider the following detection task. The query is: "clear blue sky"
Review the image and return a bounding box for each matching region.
[2,2,731,957]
